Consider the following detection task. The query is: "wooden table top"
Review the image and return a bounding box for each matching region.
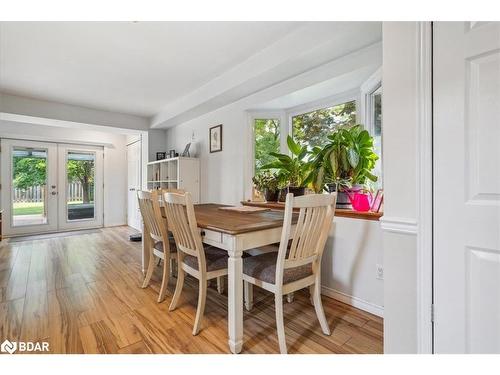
[193,203,296,235]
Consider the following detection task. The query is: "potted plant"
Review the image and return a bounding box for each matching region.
[309,124,378,208]
[261,136,311,197]
[252,170,279,202]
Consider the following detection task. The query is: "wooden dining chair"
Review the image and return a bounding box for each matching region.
[242,192,337,354]
[164,191,229,335]
[137,190,177,303]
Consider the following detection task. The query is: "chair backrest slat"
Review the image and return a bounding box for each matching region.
[163,192,206,268]
[137,190,163,242]
[276,193,337,284]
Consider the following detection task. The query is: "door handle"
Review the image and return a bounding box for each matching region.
[51,191,58,195]
[129,188,136,191]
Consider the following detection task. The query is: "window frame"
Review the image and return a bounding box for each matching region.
[247,91,360,198]
[245,110,286,200]
[360,67,383,188]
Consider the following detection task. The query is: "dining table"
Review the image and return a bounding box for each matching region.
[142,203,297,354]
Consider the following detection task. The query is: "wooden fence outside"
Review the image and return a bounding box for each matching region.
[13,183,92,203]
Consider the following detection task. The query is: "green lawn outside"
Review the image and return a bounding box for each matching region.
[13,202,44,215]
[13,201,87,216]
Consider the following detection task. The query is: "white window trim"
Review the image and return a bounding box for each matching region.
[360,67,382,132]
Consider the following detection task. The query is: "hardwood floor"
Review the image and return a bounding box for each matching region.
[0,226,383,354]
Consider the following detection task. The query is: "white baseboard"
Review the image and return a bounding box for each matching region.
[321,285,384,318]
[104,222,127,228]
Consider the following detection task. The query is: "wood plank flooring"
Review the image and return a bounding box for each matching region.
[0,226,383,354]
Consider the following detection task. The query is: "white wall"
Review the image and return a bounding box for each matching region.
[381,21,421,353]
[0,120,129,227]
[147,129,168,162]
[322,217,383,315]
[165,59,385,316]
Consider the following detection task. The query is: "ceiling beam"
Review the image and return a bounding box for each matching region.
[150,22,381,129]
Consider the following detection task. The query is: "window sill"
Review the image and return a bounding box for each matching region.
[241,201,383,221]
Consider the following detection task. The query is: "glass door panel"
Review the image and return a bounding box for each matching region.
[11,147,49,227]
[66,151,96,221]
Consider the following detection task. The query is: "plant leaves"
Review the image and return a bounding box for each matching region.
[286,135,301,156]
[347,149,359,168]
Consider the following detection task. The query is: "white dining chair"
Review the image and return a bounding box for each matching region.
[242,192,337,354]
[164,191,229,335]
[137,190,177,303]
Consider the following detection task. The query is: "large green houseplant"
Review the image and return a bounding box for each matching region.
[261,135,311,197]
[309,124,378,207]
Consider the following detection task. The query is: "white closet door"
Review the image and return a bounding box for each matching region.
[434,21,500,353]
[127,141,142,231]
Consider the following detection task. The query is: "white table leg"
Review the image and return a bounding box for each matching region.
[227,237,243,354]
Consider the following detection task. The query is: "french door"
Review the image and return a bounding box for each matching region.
[1,139,103,236]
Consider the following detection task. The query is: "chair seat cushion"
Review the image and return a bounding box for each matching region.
[154,235,177,253]
[243,252,312,285]
[183,246,228,272]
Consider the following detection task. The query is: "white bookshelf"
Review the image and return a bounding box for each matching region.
[147,157,200,203]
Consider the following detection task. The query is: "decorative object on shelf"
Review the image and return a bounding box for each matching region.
[260,135,311,197]
[169,149,176,158]
[156,152,166,160]
[371,189,384,213]
[252,170,279,202]
[308,124,379,209]
[181,142,191,157]
[209,124,222,153]
[189,131,198,157]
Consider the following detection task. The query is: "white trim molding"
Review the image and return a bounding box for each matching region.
[415,21,434,354]
[321,286,384,318]
[380,216,418,235]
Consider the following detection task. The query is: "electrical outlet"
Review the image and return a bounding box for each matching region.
[376,264,384,280]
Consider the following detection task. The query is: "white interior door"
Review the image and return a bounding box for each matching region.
[434,22,500,353]
[127,140,142,231]
[1,139,59,236]
[57,144,103,231]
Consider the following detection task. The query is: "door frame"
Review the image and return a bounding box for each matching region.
[416,21,434,354]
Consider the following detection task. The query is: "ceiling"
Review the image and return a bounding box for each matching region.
[0,22,382,128]
[0,21,301,117]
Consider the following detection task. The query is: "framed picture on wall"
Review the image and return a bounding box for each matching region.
[209,124,222,153]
